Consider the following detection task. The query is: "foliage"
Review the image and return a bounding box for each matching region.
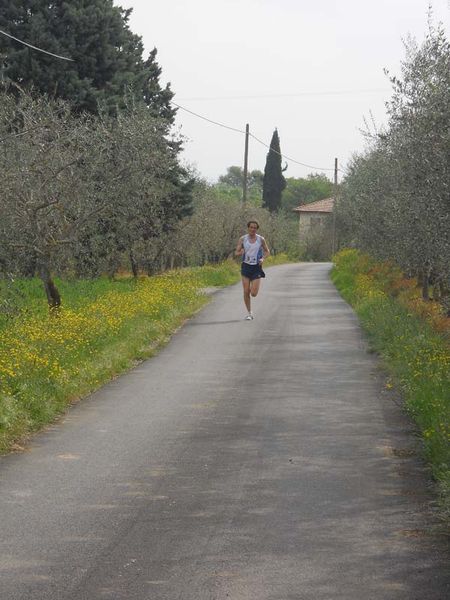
[73,101,194,279]
[215,165,263,206]
[299,220,334,262]
[0,91,107,305]
[0,2,193,290]
[0,274,25,326]
[264,252,293,266]
[282,173,333,214]
[262,129,287,213]
[0,91,193,300]
[0,89,295,304]
[0,0,174,118]
[155,181,301,269]
[336,22,450,300]
[218,165,263,190]
[332,249,450,519]
[334,249,450,336]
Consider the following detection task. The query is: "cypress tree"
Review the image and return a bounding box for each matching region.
[0,0,174,119]
[262,128,287,212]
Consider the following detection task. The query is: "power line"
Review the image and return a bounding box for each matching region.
[172,102,246,134]
[0,28,349,173]
[0,28,74,62]
[249,132,337,172]
[173,101,339,173]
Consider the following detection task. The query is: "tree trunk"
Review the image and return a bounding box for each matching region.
[432,276,441,301]
[38,259,61,310]
[129,250,138,278]
[417,267,424,289]
[421,265,430,301]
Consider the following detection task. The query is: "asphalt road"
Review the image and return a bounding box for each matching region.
[0,263,448,600]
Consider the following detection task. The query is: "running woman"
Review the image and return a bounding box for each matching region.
[235,220,270,320]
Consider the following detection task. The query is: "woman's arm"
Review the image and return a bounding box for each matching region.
[260,238,270,263]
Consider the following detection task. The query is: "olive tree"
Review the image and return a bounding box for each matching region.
[0,92,109,307]
[336,22,450,299]
[73,101,193,278]
[0,91,192,304]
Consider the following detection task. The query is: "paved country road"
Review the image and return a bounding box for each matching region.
[0,263,448,600]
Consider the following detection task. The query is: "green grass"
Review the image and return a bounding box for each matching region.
[331,251,450,524]
[0,275,139,329]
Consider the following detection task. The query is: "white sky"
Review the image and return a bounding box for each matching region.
[116,0,449,182]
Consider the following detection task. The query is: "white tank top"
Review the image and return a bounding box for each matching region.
[242,234,264,265]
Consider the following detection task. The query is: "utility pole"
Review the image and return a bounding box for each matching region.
[242,123,249,204]
[332,157,338,256]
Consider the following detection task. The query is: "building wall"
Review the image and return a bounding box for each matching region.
[298,211,333,260]
[298,212,332,235]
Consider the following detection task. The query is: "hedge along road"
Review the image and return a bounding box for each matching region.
[0,263,448,600]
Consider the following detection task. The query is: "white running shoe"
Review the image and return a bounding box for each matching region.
[245,313,254,320]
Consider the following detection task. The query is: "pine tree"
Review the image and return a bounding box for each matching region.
[0,0,174,119]
[262,129,287,212]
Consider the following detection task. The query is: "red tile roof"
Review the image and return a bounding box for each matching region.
[293,197,335,213]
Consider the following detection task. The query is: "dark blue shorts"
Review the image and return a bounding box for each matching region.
[241,262,266,280]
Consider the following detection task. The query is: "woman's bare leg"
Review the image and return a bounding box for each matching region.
[250,278,261,298]
[242,277,251,312]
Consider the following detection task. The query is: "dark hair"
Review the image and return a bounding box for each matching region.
[247,220,259,229]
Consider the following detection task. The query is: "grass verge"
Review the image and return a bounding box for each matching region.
[331,249,450,523]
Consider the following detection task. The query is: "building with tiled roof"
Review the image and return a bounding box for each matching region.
[293,197,335,214]
[293,197,335,258]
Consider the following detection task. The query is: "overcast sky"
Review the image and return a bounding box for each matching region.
[116,0,449,183]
